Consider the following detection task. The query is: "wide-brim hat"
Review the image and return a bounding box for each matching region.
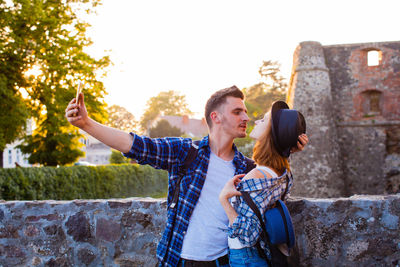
[271,101,304,158]
[264,199,296,249]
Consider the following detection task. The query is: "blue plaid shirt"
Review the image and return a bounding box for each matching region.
[228,168,293,256]
[123,134,251,267]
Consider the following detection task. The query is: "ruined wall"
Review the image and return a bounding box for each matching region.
[0,196,399,267]
[324,41,400,195]
[289,41,400,197]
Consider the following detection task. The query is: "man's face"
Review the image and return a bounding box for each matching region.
[216,96,249,138]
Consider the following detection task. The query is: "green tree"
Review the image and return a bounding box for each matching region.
[109,149,130,164]
[140,90,192,132]
[0,0,110,166]
[0,1,30,167]
[236,60,287,158]
[244,60,287,126]
[106,104,138,133]
[149,119,183,138]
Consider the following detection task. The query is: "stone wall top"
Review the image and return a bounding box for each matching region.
[0,195,399,266]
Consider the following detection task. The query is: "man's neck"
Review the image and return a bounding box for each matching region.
[208,131,235,161]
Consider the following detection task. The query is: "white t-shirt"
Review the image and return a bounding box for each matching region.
[180,152,235,261]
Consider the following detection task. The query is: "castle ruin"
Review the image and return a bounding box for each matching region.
[289,41,400,198]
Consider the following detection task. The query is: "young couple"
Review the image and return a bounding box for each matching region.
[65,85,308,267]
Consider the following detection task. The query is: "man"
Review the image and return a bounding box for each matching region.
[65,86,307,266]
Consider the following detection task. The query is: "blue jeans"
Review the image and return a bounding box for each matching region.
[229,246,269,267]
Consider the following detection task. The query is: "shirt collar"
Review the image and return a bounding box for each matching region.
[200,135,247,172]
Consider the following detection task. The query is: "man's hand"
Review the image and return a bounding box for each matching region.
[65,92,88,129]
[291,134,309,153]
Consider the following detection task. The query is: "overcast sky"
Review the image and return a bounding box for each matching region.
[84,0,400,119]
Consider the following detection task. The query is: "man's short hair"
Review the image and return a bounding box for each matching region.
[205,85,244,128]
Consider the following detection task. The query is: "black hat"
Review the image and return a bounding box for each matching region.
[271,101,305,158]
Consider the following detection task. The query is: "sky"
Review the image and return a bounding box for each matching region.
[84,0,400,119]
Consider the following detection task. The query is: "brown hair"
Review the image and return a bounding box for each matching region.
[252,112,305,175]
[205,85,244,128]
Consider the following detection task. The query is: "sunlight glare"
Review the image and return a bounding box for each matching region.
[24,64,42,78]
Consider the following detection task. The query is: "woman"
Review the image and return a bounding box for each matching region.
[219,101,307,267]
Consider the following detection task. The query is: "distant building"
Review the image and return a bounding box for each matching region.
[2,121,112,167]
[3,141,31,168]
[157,115,208,138]
[78,131,112,165]
[2,120,33,168]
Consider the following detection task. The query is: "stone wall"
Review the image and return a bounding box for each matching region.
[0,196,399,267]
[288,41,400,197]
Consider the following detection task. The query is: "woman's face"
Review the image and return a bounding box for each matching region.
[249,111,270,140]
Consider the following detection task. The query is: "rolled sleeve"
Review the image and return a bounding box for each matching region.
[122,132,191,170]
[228,213,262,247]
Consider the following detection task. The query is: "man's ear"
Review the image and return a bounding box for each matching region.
[210,111,221,124]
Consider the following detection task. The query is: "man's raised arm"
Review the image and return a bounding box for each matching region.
[65,92,133,153]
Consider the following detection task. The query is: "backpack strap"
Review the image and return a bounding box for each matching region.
[241,171,291,262]
[241,191,272,265]
[168,140,200,210]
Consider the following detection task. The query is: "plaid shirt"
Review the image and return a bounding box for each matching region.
[123,134,251,267]
[228,168,293,254]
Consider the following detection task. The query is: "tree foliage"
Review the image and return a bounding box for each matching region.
[109,149,130,164]
[244,60,287,126]
[140,90,192,132]
[149,119,183,138]
[0,1,31,167]
[106,104,137,133]
[0,0,110,166]
[235,60,288,158]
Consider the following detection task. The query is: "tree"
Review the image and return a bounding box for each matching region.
[243,60,287,126]
[0,75,30,168]
[140,90,192,132]
[236,60,288,158]
[149,119,183,138]
[109,149,130,164]
[0,0,110,166]
[0,1,30,167]
[106,104,138,133]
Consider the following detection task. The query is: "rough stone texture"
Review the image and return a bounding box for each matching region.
[288,41,400,197]
[0,197,398,266]
[288,41,345,197]
[288,195,400,266]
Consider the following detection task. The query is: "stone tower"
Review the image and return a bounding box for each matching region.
[287,41,345,197]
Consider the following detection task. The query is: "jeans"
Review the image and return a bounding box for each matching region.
[229,246,269,267]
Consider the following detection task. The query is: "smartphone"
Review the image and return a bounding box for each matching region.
[75,82,82,106]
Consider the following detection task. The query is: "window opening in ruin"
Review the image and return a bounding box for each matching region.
[361,90,382,116]
[367,50,381,66]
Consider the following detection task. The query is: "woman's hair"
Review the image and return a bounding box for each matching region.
[252,111,306,174]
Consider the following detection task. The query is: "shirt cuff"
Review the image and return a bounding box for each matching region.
[227,215,242,238]
[122,132,137,159]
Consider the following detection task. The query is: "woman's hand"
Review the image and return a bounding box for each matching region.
[219,174,244,225]
[291,134,309,153]
[219,174,244,201]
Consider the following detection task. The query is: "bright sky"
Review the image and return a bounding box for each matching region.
[84,0,400,119]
